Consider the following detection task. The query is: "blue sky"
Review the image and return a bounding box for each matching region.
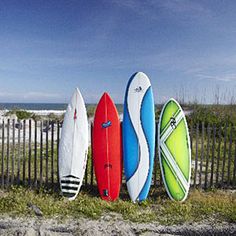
[0,0,236,104]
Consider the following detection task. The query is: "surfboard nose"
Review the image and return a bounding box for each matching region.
[101,92,111,100]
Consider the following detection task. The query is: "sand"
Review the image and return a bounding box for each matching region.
[0,213,235,236]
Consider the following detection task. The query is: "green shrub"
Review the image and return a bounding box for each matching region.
[5,109,32,120]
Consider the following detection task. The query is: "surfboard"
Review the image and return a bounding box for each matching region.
[93,92,122,201]
[158,98,191,201]
[123,72,155,202]
[59,88,88,201]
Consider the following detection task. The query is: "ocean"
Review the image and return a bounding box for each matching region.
[0,103,124,115]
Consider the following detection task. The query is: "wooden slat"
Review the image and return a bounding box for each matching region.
[153,121,158,187]
[233,134,236,187]
[34,120,37,188]
[22,120,26,185]
[190,123,193,154]
[194,123,199,187]
[221,123,228,186]
[204,125,211,189]
[17,120,21,185]
[199,122,204,187]
[159,153,163,187]
[40,121,43,186]
[11,119,15,185]
[215,127,222,186]
[28,119,32,186]
[227,125,233,186]
[6,119,10,188]
[210,125,216,187]
[51,122,54,187]
[57,120,60,186]
[159,121,163,187]
[45,120,49,187]
[90,122,94,187]
[1,119,5,188]
[84,158,88,186]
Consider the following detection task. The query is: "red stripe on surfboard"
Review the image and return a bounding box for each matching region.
[92,92,122,201]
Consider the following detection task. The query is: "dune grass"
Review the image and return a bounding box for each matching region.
[0,186,235,225]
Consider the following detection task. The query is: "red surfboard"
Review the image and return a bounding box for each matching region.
[92,92,122,201]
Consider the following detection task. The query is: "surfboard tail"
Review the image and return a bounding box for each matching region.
[60,175,81,201]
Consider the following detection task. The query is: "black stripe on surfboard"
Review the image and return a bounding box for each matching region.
[62,192,76,198]
[61,180,80,185]
[61,186,78,191]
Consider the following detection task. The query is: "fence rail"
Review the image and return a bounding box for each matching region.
[0,119,235,191]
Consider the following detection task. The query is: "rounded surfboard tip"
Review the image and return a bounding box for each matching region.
[129,72,149,82]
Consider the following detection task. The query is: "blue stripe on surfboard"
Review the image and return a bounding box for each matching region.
[123,72,139,181]
[138,86,155,201]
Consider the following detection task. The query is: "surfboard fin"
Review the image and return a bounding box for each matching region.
[103,189,109,197]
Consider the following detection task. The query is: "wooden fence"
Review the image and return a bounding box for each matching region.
[0,119,235,191]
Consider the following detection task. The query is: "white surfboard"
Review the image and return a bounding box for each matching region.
[59,88,88,200]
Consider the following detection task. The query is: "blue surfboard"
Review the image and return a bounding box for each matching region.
[123,72,155,202]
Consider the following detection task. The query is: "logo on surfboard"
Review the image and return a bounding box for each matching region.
[134,86,143,92]
[73,109,77,120]
[104,163,112,169]
[170,117,176,129]
[102,121,112,128]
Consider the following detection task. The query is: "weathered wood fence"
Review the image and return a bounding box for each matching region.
[0,119,235,191]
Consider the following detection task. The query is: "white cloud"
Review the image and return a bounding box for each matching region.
[0,91,61,102]
[108,0,212,21]
[158,0,211,16]
[196,73,236,82]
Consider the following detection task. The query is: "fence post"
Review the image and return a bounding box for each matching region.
[210,125,216,187]
[84,153,88,187]
[227,125,233,187]
[194,123,199,187]
[46,120,49,187]
[22,120,26,186]
[204,124,211,189]
[11,119,15,185]
[199,122,204,187]
[221,123,228,186]
[34,120,37,188]
[17,120,20,185]
[6,119,10,188]
[215,126,222,186]
[233,134,236,187]
[28,119,32,187]
[154,121,158,187]
[57,120,60,187]
[1,119,5,188]
[90,122,94,187]
[51,121,54,188]
[39,121,43,186]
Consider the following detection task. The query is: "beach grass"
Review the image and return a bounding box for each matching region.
[0,186,235,225]
[0,104,236,225]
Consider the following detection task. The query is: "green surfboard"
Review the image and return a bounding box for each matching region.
[158,98,191,201]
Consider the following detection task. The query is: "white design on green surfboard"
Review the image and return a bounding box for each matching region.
[158,98,191,201]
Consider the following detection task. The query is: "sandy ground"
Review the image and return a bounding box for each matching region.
[0,213,235,236]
